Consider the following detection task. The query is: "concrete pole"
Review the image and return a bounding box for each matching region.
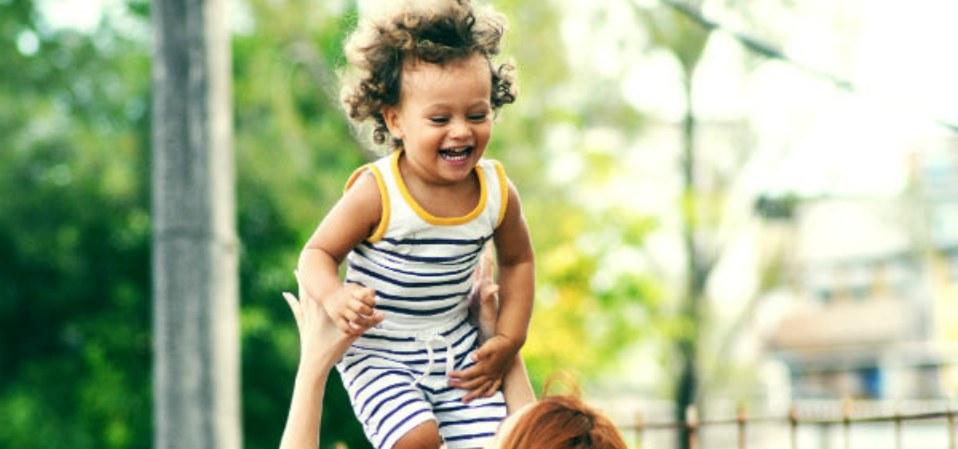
[151,0,240,447]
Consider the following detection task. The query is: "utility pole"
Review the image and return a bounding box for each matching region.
[151,0,240,447]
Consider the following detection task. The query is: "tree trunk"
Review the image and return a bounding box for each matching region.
[151,0,240,447]
[675,74,701,449]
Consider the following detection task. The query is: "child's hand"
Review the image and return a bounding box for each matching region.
[282,273,383,368]
[469,246,500,342]
[448,334,518,403]
[321,283,379,336]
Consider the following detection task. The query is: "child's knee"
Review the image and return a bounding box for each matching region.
[392,420,443,449]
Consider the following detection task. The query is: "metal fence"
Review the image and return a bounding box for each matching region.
[620,399,958,449]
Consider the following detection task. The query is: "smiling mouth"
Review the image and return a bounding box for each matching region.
[439,147,473,161]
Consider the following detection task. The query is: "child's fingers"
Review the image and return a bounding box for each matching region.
[347,299,374,317]
[471,346,489,362]
[347,285,377,306]
[334,317,354,334]
[342,321,364,335]
[349,313,378,329]
[461,379,495,403]
[449,375,487,392]
[342,309,364,326]
[485,379,502,398]
[448,364,481,382]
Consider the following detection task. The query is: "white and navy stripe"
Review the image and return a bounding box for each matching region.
[336,151,509,449]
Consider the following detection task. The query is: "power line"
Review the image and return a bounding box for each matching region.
[655,0,958,133]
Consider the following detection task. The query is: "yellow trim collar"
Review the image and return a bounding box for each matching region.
[391,150,487,226]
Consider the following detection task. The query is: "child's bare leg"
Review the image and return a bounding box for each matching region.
[392,421,443,449]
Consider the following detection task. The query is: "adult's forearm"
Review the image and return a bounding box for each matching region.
[503,353,536,414]
[279,365,330,449]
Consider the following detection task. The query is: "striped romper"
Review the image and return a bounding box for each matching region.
[336,150,510,449]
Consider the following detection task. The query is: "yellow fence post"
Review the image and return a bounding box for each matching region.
[635,411,644,449]
[737,403,747,449]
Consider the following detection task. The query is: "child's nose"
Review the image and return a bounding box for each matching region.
[449,119,471,139]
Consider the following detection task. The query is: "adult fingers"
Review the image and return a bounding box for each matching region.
[474,250,486,282]
[281,292,302,328]
[480,284,499,303]
[480,247,494,280]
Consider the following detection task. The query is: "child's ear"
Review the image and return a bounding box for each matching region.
[382,106,405,140]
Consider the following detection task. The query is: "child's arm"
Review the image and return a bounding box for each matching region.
[450,181,535,401]
[470,247,536,414]
[490,181,535,347]
[298,171,383,334]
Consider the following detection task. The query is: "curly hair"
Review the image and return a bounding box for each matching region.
[340,0,517,149]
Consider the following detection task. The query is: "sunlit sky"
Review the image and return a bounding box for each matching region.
[567,0,958,198]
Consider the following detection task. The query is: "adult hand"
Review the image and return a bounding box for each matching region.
[469,246,500,342]
[284,270,383,369]
[279,271,382,449]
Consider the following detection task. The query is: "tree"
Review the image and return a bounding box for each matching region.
[628,2,791,447]
[151,0,240,447]
[635,3,711,446]
[0,0,154,447]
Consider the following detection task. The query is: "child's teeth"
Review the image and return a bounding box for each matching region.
[441,148,469,161]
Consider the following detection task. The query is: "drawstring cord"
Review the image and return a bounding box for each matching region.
[412,332,454,387]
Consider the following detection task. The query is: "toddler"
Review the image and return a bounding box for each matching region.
[297,1,535,448]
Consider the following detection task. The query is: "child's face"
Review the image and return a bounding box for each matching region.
[383,52,493,185]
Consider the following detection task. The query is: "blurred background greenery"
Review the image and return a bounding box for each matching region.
[1,0,661,447]
[5,0,958,447]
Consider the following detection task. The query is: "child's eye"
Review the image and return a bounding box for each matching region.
[468,114,488,122]
[429,117,449,124]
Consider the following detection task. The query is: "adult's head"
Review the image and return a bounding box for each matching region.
[486,394,628,449]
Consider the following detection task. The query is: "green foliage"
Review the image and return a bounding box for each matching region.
[1,0,664,447]
[0,1,152,447]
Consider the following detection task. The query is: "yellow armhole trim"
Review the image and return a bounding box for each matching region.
[391,150,487,226]
[344,164,389,243]
[491,160,508,228]
[344,164,369,193]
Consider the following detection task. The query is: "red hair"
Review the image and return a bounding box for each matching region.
[499,395,628,449]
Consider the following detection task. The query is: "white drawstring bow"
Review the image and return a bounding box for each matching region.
[412,332,454,387]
